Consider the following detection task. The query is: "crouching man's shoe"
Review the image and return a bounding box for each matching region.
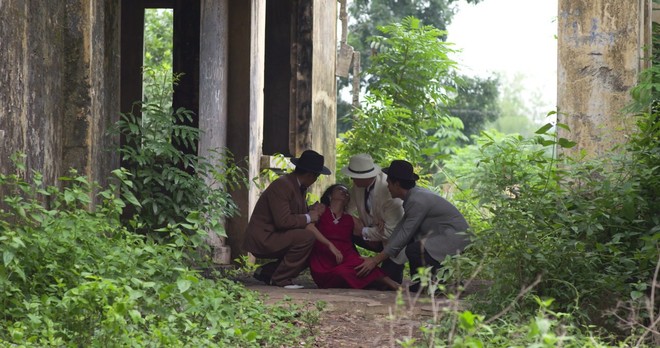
[252,267,271,285]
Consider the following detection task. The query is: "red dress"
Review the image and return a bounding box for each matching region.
[309,209,386,289]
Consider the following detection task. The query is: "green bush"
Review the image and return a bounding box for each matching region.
[338,17,466,179]
[111,87,246,243]
[438,118,658,336]
[0,165,315,347]
[402,296,632,347]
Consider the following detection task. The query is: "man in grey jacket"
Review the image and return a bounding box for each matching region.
[355,160,470,292]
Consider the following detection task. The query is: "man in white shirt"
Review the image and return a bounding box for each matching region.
[342,153,406,283]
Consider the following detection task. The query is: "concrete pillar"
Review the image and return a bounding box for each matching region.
[225,0,266,260]
[0,0,119,191]
[557,0,650,157]
[199,0,230,261]
[311,0,338,190]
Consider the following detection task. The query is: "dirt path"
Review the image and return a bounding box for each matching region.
[313,309,421,347]
[237,273,461,347]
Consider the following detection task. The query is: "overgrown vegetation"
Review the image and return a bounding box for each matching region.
[342,0,499,142]
[338,17,467,179]
[1,6,657,347]
[423,25,660,348]
[111,73,246,242]
[340,14,659,348]
[0,26,310,344]
[0,159,316,346]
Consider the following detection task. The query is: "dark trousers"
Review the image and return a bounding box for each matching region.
[352,235,405,284]
[405,240,442,292]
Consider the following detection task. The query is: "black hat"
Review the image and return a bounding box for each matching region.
[382,160,419,181]
[291,150,331,175]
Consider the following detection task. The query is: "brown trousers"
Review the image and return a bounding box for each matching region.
[250,228,315,286]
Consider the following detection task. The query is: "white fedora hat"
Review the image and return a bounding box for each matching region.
[341,153,381,179]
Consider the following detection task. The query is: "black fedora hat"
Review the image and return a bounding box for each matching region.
[291,150,331,175]
[382,160,419,181]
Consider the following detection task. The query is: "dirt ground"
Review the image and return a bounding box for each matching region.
[235,271,470,348]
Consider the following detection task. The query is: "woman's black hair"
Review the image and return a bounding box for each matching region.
[320,184,348,206]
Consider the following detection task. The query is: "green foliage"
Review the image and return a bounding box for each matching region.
[348,0,482,81]
[428,26,660,345]
[395,269,641,347]
[111,87,246,243]
[338,17,467,176]
[0,165,315,347]
[417,300,630,347]
[344,0,499,137]
[368,17,457,111]
[447,74,501,141]
[143,9,173,109]
[414,22,660,346]
[437,119,658,334]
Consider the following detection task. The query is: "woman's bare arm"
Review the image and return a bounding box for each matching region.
[306,223,343,264]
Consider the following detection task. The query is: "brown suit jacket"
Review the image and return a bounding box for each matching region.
[244,174,309,255]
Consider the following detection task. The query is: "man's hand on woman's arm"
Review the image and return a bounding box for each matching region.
[355,252,389,277]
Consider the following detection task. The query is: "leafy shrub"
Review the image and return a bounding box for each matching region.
[439,119,658,335]
[338,16,466,179]
[401,296,633,348]
[394,271,654,347]
[111,83,246,242]
[0,165,315,347]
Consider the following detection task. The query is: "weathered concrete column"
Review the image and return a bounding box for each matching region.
[199,0,230,262]
[0,0,120,191]
[225,0,266,260]
[83,0,121,189]
[311,0,338,191]
[557,0,650,157]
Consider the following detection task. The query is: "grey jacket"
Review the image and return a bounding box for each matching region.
[384,186,470,262]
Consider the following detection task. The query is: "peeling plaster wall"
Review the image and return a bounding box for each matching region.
[557,0,645,157]
[0,0,120,193]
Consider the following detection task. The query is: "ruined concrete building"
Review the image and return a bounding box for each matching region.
[1,0,338,261]
[0,0,657,261]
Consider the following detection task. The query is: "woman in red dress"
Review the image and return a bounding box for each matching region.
[307,184,399,290]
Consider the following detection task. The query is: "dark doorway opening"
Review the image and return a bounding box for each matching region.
[263,0,313,157]
[263,0,293,157]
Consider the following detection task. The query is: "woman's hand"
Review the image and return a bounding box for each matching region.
[329,244,343,264]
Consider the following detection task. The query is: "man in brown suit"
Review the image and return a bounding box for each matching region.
[244,150,331,289]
